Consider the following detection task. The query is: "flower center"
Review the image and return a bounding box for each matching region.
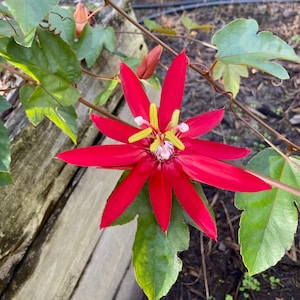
[128,103,189,161]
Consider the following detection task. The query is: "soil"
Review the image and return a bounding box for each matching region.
[131,1,300,299]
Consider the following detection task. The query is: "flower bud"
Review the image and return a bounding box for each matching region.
[136,45,163,79]
[73,2,90,38]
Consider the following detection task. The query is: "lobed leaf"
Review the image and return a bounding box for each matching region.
[213,61,249,97]
[72,25,115,67]
[235,148,300,275]
[212,19,300,80]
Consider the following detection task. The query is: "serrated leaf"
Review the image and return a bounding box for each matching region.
[181,16,214,31]
[144,19,176,35]
[5,0,59,36]
[48,6,76,45]
[94,79,119,106]
[235,148,300,275]
[0,120,12,186]
[133,199,189,300]
[213,60,249,97]
[212,19,300,79]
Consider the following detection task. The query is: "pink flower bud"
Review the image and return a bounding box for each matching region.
[136,45,163,79]
[73,2,90,38]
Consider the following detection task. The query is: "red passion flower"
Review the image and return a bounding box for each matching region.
[57,51,271,240]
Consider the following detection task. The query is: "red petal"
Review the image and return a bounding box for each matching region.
[120,63,150,120]
[159,51,188,130]
[180,109,224,139]
[179,154,272,192]
[100,159,153,228]
[167,162,217,240]
[183,139,250,160]
[149,169,172,232]
[90,114,140,143]
[57,144,144,168]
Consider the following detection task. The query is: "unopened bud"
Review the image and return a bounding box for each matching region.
[136,45,163,79]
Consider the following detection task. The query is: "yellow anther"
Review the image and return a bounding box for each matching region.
[170,109,180,127]
[166,109,180,133]
[149,103,159,130]
[149,136,161,152]
[128,127,152,143]
[165,131,185,150]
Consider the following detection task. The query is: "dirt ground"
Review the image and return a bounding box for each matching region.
[131,1,300,299]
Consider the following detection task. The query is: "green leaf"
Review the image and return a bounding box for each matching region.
[0,19,35,46]
[235,148,300,275]
[27,75,79,108]
[0,27,81,84]
[133,199,189,300]
[213,60,249,97]
[94,79,119,106]
[181,16,214,31]
[20,84,78,143]
[71,25,112,67]
[0,171,13,186]
[144,19,176,35]
[102,26,115,52]
[0,95,12,112]
[48,6,76,45]
[143,74,162,90]
[46,106,78,144]
[212,19,300,79]
[0,119,12,186]
[5,0,59,36]
[0,27,80,140]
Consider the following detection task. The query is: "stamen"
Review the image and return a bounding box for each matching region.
[170,109,180,127]
[150,136,161,152]
[165,131,185,150]
[149,103,159,130]
[134,116,150,127]
[128,127,152,143]
[177,122,189,133]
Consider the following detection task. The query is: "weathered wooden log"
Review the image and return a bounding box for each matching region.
[0,0,150,298]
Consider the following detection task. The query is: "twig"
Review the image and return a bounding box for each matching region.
[200,232,210,300]
[0,63,34,83]
[82,68,119,81]
[78,97,128,124]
